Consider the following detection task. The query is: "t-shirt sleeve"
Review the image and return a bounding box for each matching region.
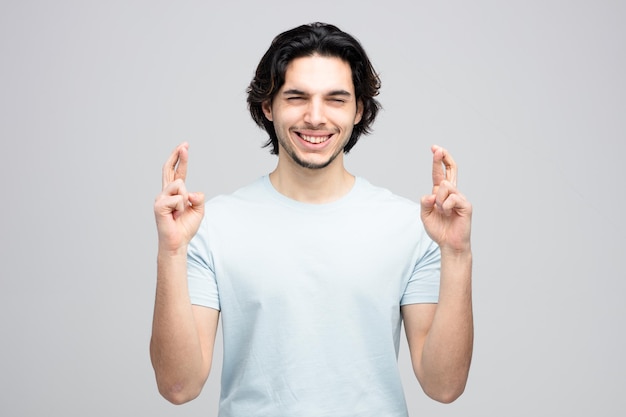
[187,217,221,310]
[400,238,441,305]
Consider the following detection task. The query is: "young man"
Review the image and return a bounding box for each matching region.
[151,23,473,416]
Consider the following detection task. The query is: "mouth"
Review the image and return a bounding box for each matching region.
[296,132,333,144]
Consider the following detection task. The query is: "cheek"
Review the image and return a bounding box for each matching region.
[336,111,360,127]
[328,105,360,125]
[274,109,299,127]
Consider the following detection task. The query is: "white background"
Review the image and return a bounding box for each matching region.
[1,1,624,415]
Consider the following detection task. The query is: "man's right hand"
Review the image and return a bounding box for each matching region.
[154,142,205,253]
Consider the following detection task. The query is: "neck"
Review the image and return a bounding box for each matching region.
[269,154,355,204]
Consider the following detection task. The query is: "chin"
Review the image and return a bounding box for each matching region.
[296,158,334,170]
[293,151,342,170]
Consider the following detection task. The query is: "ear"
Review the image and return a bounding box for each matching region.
[354,99,364,125]
[262,100,273,121]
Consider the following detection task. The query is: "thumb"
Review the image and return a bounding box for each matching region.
[420,194,435,211]
[188,192,205,209]
[420,194,436,219]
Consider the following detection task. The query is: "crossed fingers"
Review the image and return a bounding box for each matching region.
[431,144,457,191]
[429,145,470,216]
[162,142,189,190]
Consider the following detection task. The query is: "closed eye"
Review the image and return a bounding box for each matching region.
[327,90,351,104]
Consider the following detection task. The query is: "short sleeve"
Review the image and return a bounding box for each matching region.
[400,238,440,305]
[187,217,221,310]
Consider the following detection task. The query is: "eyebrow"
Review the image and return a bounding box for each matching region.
[282,89,353,97]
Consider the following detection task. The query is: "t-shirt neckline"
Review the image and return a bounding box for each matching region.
[261,174,364,212]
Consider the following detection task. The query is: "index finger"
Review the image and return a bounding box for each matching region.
[431,145,457,188]
[162,142,189,190]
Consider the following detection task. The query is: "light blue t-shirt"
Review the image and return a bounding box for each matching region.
[187,176,440,417]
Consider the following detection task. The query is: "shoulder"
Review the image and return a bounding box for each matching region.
[354,177,420,211]
[205,176,269,210]
[343,177,425,235]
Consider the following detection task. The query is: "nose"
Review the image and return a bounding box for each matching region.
[303,98,326,126]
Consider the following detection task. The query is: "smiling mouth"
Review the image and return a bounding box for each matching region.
[297,133,332,144]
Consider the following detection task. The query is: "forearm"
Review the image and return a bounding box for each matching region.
[419,250,473,402]
[150,248,209,403]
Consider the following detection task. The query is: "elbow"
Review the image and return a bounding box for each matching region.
[152,364,209,405]
[429,389,464,404]
[158,380,202,405]
[152,360,204,405]
[424,382,467,404]
[150,341,210,405]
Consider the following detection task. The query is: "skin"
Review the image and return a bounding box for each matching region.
[151,55,473,405]
[151,143,219,404]
[262,55,363,204]
[403,145,473,403]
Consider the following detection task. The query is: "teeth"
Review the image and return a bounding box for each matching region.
[300,134,329,144]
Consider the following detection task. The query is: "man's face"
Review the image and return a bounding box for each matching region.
[262,55,363,170]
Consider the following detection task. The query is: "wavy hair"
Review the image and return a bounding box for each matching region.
[247,22,382,154]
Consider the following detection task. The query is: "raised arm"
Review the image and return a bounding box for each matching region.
[150,142,219,404]
[402,145,473,403]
